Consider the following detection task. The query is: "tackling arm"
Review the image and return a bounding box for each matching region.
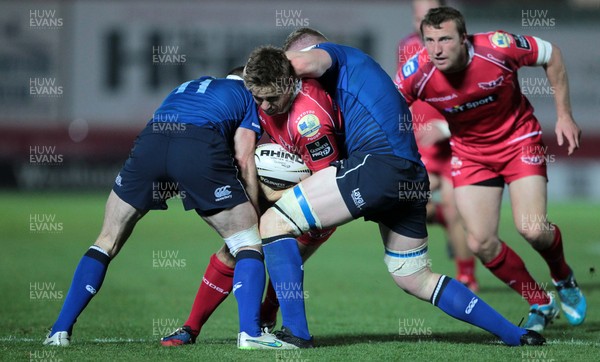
[543,43,581,155]
[286,49,332,78]
[233,127,260,213]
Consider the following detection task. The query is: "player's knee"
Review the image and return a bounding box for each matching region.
[390,268,433,300]
[215,245,236,269]
[384,243,430,278]
[467,234,502,262]
[262,185,322,238]
[259,208,291,238]
[517,223,547,244]
[223,224,262,257]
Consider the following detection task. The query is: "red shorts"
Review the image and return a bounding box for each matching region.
[418,141,452,181]
[297,227,336,246]
[450,134,548,187]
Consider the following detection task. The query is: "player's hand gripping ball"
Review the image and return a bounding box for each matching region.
[254,143,311,190]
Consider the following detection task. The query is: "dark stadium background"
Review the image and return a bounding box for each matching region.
[1,0,598,201]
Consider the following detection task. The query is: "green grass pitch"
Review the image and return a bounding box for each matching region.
[1,191,598,361]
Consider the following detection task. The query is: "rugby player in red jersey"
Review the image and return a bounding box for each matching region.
[396,0,477,291]
[397,6,585,332]
[160,28,341,346]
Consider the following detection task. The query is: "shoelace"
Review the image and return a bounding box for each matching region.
[556,279,580,305]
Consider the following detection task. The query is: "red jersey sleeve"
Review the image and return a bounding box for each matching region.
[479,31,546,70]
[395,46,433,106]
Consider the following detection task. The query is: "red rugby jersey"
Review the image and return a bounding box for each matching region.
[259,79,344,172]
[397,31,546,156]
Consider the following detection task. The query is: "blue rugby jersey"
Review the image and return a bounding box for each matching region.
[149,76,261,141]
[314,43,421,165]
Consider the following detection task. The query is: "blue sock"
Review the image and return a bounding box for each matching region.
[432,276,526,346]
[233,250,265,337]
[262,236,310,340]
[52,246,110,334]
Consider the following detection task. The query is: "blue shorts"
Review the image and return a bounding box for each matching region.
[333,153,429,238]
[113,123,249,216]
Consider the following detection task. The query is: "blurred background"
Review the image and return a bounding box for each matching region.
[1,0,599,200]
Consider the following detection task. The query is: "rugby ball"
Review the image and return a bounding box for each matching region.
[255,143,311,190]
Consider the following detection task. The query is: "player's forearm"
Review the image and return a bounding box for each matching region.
[233,128,260,212]
[544,45,573,121]
[242,165,261,212]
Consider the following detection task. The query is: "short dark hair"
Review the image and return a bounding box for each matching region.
[283,27,328,51]
[420,6,467,37]
[244,45,296,94]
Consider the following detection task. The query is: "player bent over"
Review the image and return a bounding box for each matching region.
[44,72,295,349]
[243,44,545,348]
[161,34,345,345]
[396,6,586,332]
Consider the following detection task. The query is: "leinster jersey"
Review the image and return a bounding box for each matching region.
[314,43,422,165]
[150,76,261,141]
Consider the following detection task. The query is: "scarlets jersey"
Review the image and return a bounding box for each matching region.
[314,43,422,165]
[150,76,261,141]
[397,31,547,155]
[259,79,344,172]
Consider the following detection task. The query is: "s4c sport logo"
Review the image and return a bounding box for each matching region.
[444,95,497,114]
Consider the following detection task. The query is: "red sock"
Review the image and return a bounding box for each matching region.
[456,257,476,278]
[184,254,234,334]
[536,225,571,281]
[484,242,550,306]
[433,203,447,227]
[260,279,279,324]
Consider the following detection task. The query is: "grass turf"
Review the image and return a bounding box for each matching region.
[0,191,598,361]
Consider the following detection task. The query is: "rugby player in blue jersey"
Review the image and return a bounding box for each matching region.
[243,42,546,348]
[44,70,295,349]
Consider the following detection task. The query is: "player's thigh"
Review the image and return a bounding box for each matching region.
[453,184,503,241]
[260,167,351,238]
[428,172,441,191]
[439,175,460,222]
[301,166,353,227]
[95,190,146,257]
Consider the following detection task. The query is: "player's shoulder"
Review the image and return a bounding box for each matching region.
[298,79,328,100]
[293,79,334,116]
[317,42,366,61]
[399,32,422,49]
[398,47,434,82]
[299,78,324,92]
